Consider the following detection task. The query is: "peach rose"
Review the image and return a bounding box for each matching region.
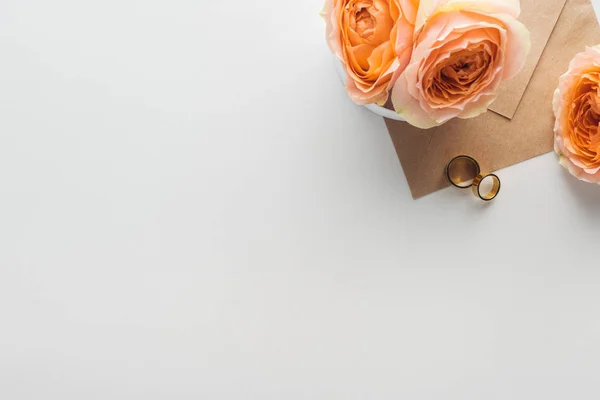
[322,0,419,105]
[554,46,600,183]
[391,0,530,129]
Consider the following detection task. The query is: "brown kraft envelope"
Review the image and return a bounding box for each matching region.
[385,0,600,199]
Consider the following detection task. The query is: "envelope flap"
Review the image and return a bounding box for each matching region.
[489,0,568,119]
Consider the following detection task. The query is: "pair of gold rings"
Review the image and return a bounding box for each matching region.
[446,155,501,201]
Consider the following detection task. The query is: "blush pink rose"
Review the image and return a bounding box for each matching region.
[322,0,419,105]
[391,0,530,128]
[554,45,600,183]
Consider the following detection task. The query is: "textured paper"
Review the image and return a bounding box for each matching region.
[385,0,600,199]
[489,0,567,119]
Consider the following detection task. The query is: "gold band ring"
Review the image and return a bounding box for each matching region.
[472,173,501,201]
[446,155,481,189]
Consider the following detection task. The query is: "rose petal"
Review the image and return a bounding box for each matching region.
[391,0,529,127]
[323,0,416,105]
[554,45,600,184]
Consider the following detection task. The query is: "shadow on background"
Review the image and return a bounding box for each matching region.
[563,168,600,217]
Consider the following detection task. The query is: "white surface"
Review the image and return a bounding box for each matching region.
[2,1,600,399]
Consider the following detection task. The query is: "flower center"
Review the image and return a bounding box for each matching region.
[441,51,488,87]
[345,0,393,45]
[355,8,376,36]
[570,78,600,161]
[425,44,494,105]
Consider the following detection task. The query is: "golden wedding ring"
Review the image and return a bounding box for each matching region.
[472,173,501,201]
[446,155,481,189]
